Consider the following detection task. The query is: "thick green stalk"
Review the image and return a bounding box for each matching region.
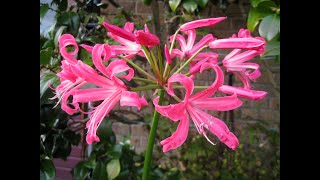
[174,45,208,74]
[142,89,164,180]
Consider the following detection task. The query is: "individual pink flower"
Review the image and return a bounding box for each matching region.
[53,35,148,144]
[216,28,267,100]
[70,44,147,144]
[170,29,218,63]
[153,63,242,152]
[179,17,227,31]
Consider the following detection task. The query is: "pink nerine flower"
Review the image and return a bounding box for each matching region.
[179,17,227,31]
[153,63,242,152]
[217,29,267,100]
[53,34,148,144]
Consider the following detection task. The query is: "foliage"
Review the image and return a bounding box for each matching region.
[247,0,280,62]
[40,0,115,179]
[155,119,280,179]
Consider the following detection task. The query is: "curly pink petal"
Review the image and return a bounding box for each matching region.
[124,22,135,32]
[167,74,194,101]
[153,97,186,121]
[120,91,148,110]
[191,93,242,111]
[188,34,214,55]
[80,44,93,54]
[102,22,135,41]
[218,85,267,100]
[186,29,196,51]
[105,60,134,81]
[58,34,79,64]
[160,114,190,152]
[164,44,172,65]
[92,44,111,77]
[190,63,224,100]
[209,38,265,50]
[86,90,122,144]
[180,17,227,31]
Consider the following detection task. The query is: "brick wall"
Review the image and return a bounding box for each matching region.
[54,0,280,179]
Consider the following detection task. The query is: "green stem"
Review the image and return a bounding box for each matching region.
[169,29,180,54]
[174,45,208,74]
[142,89,164,180]
[129,85,160,91]
[132,77,157,84]
[118,55,157,81]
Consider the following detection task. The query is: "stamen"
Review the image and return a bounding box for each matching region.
[199,122,216,146]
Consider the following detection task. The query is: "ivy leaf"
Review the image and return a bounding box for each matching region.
[92,161,107,180]
[183,0,197,13]
[247,1,276,32]
[40,72,59,99]
[107,159,121,180]
[73,161,90,180]
[40,4,49,22]
[40,47,53,64]
[264,40,280,57]
[259,14,280,41]
[250,0,269,8]
[197,0,208,8]
[40,159,56,180]
[169,0,181,12]
[54,26,67,48]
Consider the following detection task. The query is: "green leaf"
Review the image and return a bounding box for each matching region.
[40,159,56,180]
[108,144,123,159]
[40,4,49,22]
[259,14,280,41]
[63,129,81,145]
[42,39,55,49]
[264,40,280,57]
[73,161,90,180]
[183,0,198,13]
[40,72,59,99]
[247,0,276,32]
[83,154,97,168]
[169,0,181,12]
[70,12,80,35]
[93,161,107,180]
[250,0,269,8]
[197,0,208,8]
[54,26,67,48]
[40,47,53,64]
[107,159,121,180]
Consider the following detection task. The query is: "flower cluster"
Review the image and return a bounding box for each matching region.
[51,17,267,152]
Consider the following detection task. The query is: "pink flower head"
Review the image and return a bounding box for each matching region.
[180,17,227,31]
[170,29,218,63]
[53,35,148,144]
[153,63,242,152]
